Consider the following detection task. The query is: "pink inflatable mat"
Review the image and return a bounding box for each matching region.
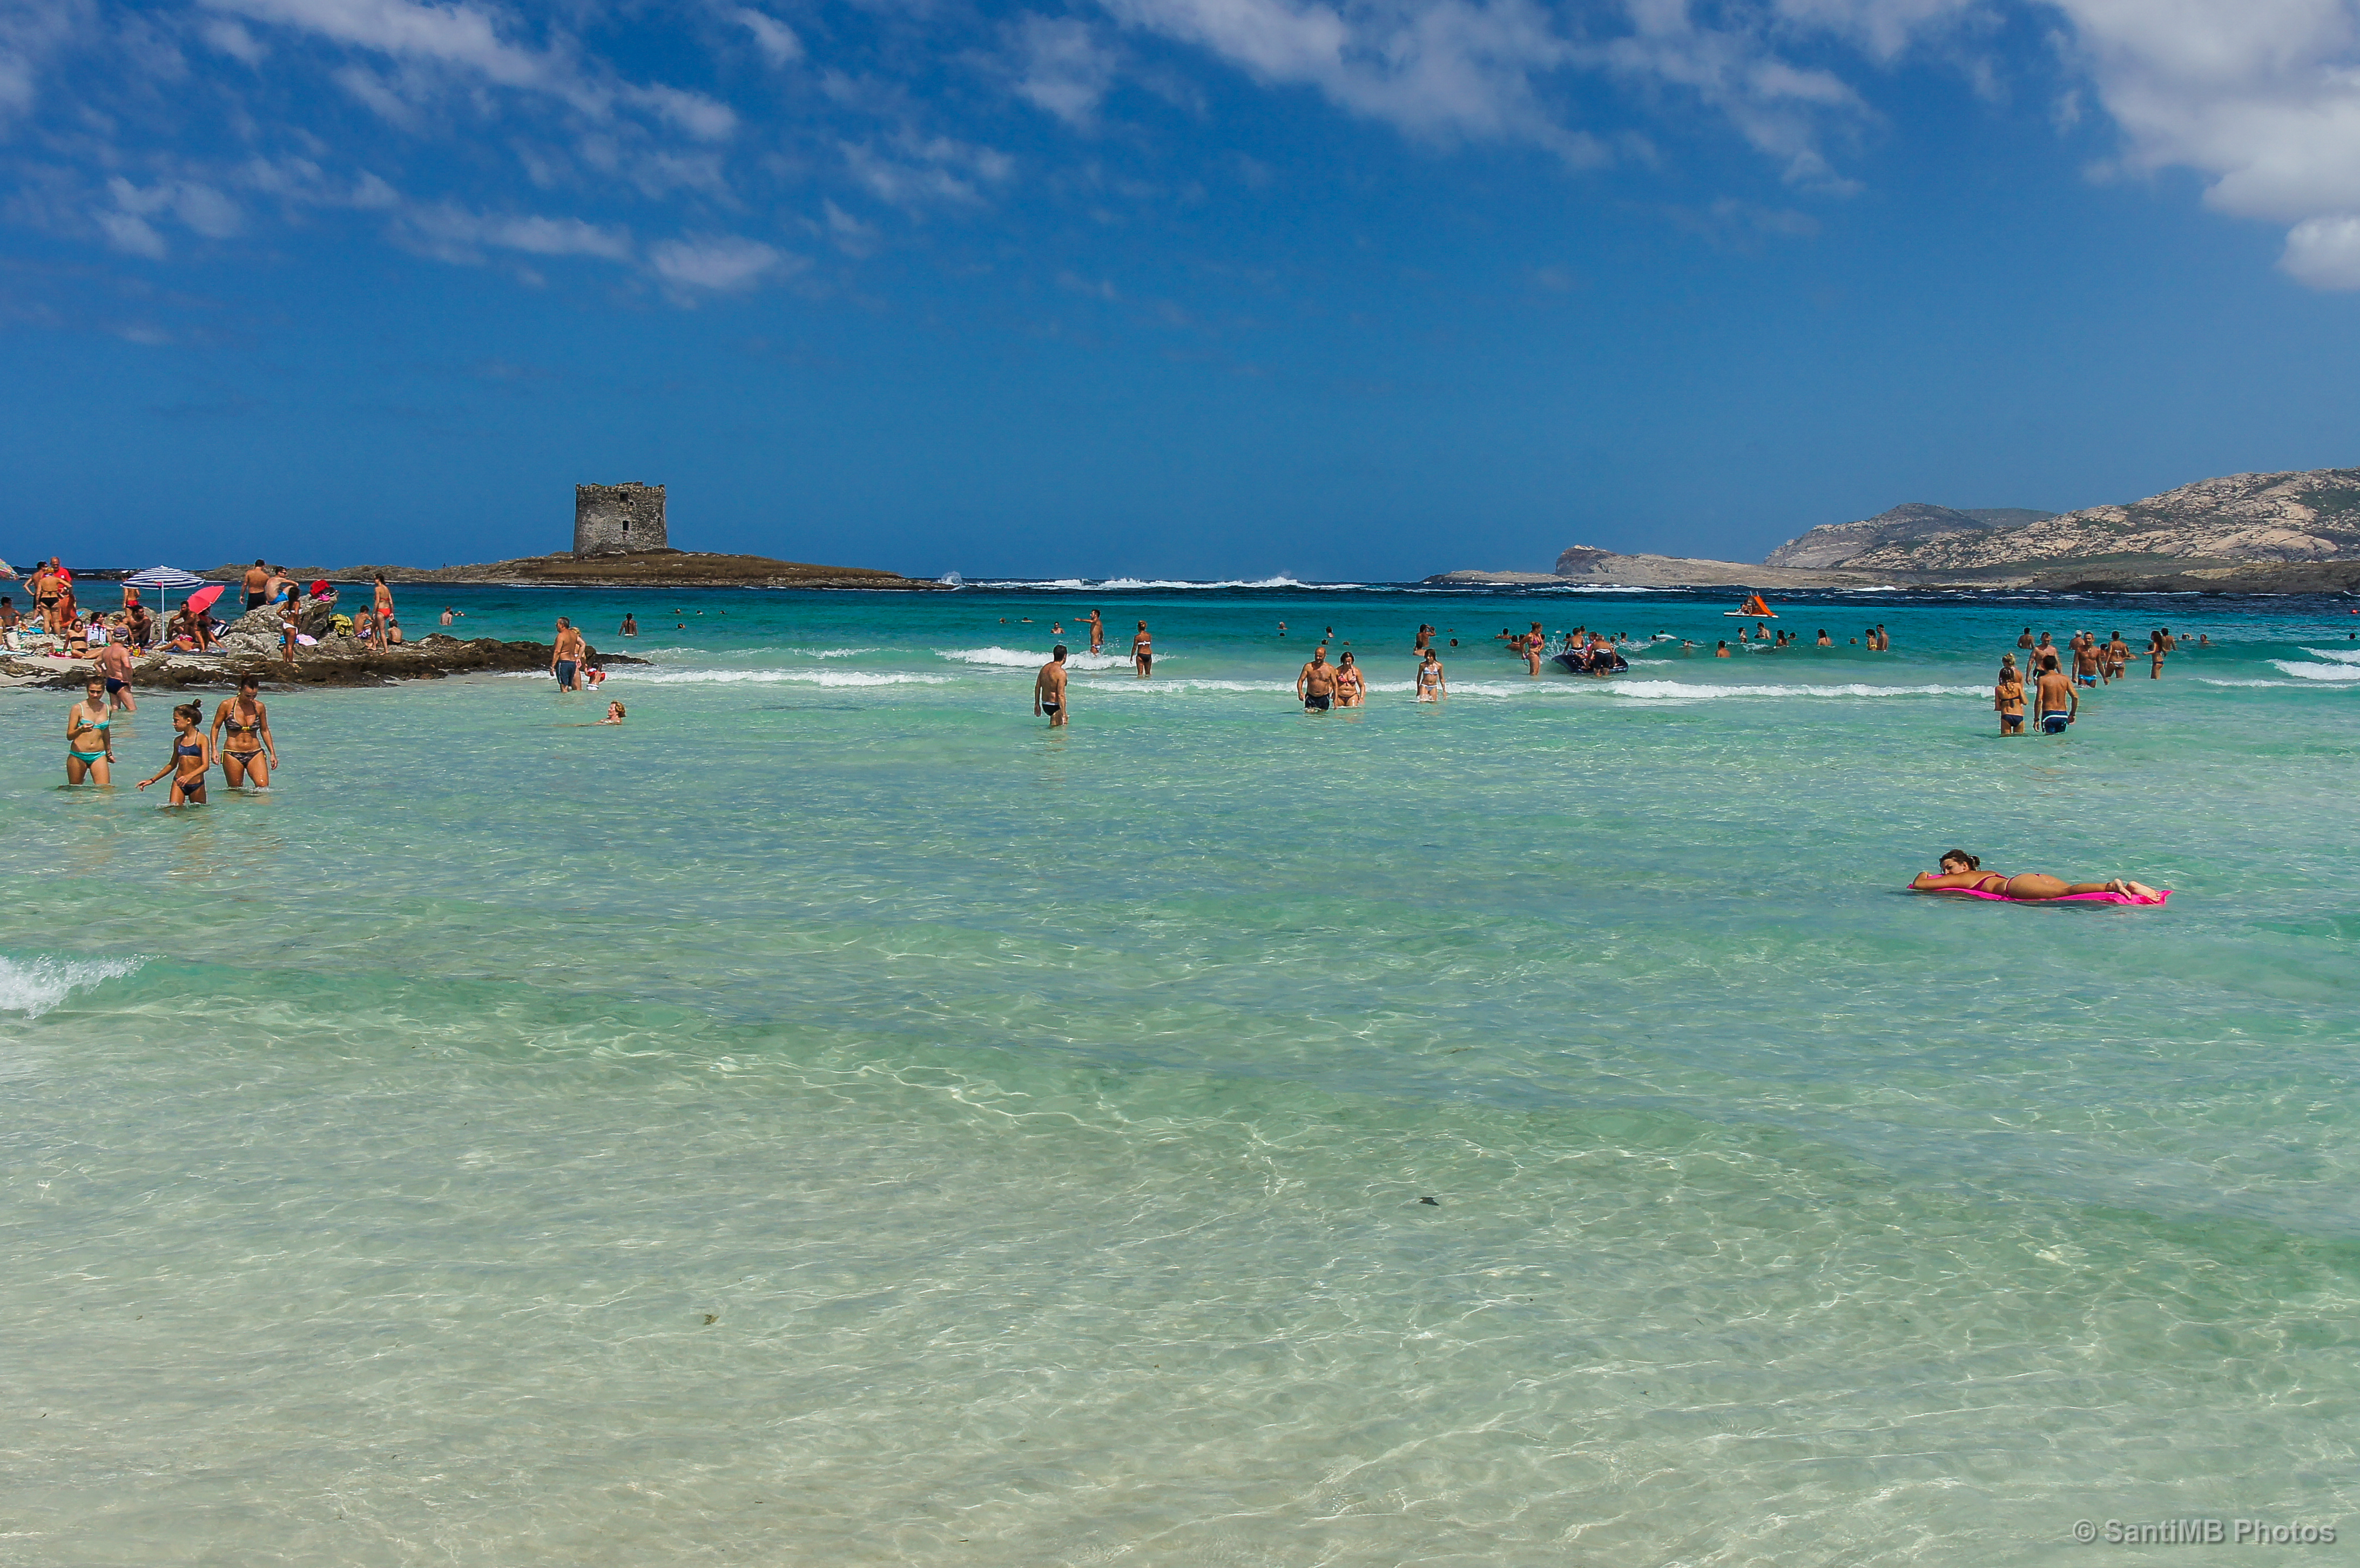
[1910,886,2171,907]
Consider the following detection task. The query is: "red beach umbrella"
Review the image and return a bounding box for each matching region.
[185,584,224,615]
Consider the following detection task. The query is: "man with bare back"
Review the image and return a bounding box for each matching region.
[1035,645,1069,726]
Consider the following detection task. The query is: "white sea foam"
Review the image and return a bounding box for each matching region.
[938,646,1141,671]
[605,669,950,687]
[2268,660,2360,682]
[968,576,1339,591]
[2298,647,2360,664]
[0,955,143,1019]
[791,647,881,659]
[1094,678,1295,694]
[2198,679,2292,687]
[1608,681,1983,701]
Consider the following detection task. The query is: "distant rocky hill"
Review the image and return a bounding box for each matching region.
[1764,504,2056,569]
[1764,469,2360,576]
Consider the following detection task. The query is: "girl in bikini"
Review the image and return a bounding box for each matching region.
[1912,851,2161,903]
[1415,648,1445,702]
[139,701,212,806]
[213,675,277,788]
[66,677,114,785]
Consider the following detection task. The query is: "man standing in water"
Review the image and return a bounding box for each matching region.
[551,617,586,691]
[1081,610,1103,655]
[2034,654,2078,733]
[1297,647,1339,711]
[1034,645,1069,726]
[2072,633,2102,689]
[1131,619,1152,678]
[95,635,136,714]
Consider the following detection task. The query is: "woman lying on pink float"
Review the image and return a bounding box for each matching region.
[1911,851,2168,905]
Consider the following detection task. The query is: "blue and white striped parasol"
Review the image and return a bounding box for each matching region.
[120,565,210,624]
[122,565,206,593]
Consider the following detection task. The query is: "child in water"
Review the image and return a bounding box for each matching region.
[138,701,212,805]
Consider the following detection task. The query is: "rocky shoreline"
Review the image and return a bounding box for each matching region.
[4,604,646,691]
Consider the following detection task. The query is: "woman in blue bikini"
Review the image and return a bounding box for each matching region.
[138,701,212,806]
[66,677,113,785]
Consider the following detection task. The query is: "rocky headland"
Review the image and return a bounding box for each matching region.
[1429,467,2360,591]
[203,548,946,591]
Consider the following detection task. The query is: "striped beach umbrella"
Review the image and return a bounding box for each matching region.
[121,565,208,623]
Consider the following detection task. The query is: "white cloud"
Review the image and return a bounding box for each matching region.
[2282,212,2360,288]
[1010,14,1120,125]
[624,83,738,141]
[1100,0,1601,157]
[0,0,86,122]
[103,175,246,250]
[649,233,790,290]
[202,17,270,63]
[1601,0,1864,187]
[733,6,802,66]
[97,209,167,258]
[402,202,633,262]
[822,198,879,255]
[204,0,551,89]
[843,134,1015,207]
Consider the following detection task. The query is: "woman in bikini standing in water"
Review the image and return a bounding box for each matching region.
[213,674,278,788]
[1912,851,2161,902]
[66,676,114,785]
[1333,650,1366,707]
[139,701,212,805]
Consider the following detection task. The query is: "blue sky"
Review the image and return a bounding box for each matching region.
[5,0,2360,580]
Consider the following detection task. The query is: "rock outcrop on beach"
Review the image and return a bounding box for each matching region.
[205,549,946,591]
[1763,504,2056,569]
[3,610,644,691]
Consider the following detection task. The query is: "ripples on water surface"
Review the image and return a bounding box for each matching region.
[3,586,2356,1565]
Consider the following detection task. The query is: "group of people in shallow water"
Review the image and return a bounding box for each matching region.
[1992,627,2186,735]
[66,672,277,802]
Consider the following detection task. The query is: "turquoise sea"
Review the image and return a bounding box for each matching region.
[4,583,2357,1565]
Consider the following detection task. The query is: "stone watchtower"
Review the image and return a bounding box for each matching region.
[574,482,666,557]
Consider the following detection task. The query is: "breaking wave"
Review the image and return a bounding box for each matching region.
[0,955,144,1020]
[603,668,950,687]
[2268,660,2360,682]
[1606,681,1984,701]
[938,646,1143,671]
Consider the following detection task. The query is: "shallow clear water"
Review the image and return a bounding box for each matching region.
[4,586,2357,1564]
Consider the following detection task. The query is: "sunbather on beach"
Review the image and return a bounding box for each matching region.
[1912,851,2160,902]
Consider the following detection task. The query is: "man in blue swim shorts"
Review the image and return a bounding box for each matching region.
[551,617,585,692]
[2034,653,2077,734]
